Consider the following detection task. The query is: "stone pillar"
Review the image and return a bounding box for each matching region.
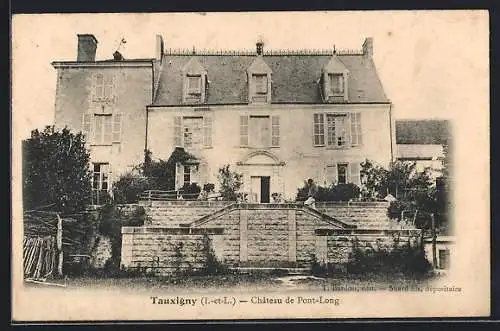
[288,209,297,262]
[121,227,134,268]
[239,209,248,262]
[315,235,328,264]
[210,235,224,262]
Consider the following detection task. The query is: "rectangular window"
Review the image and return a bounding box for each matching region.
[83,113,122,145]
[183,165,191,185]
[93,73,115,101]
[329,73,344,95]
[326,114,347,147]
[350,112,362,146]
[249,116,270,148]
[183,117,203,148]
[253,74,268,94]
[187,75,202,95]
[92,163,110,204]
[93,114,112,145]
[313,113,325,146]
[337,163,348,184]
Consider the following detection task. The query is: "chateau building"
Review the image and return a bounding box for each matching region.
[52,34,395,202]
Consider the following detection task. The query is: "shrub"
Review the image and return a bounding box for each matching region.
[295,182,361,202]
[180,183,201,200]
[217,165,243,201]
[346,237,431,277]
[203,183,215,193]
[112,171,152,204]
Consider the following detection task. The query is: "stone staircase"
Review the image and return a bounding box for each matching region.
[139,200,416,231]
[316,202,417,230]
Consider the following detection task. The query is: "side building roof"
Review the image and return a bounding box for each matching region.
[395,120,451,145]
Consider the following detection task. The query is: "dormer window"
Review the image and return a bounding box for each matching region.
[247,57,272,104]
[328,73,344,95]
[254,74,268,94]
[322,55,349,103]
[182,58,207,104]
[187,75,202,96]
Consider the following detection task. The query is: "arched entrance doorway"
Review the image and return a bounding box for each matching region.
[236,150,286,203]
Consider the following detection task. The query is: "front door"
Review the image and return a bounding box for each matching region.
[260,176,270,203]
[250,176,271,203]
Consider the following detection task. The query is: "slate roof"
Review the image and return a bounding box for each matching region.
[153,53,389,105]
[395,120,451,145]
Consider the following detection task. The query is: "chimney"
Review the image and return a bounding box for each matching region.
[156,35,164,62]
[362,37,373,57]
[256,38,264,55]
[77,34,98,62]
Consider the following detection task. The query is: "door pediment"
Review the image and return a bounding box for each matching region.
[237,150,285,166]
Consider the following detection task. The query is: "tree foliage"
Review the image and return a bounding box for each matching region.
[296,182,361,202]
[23,126,92,213]
[216,165,243,201]
[112,148,198,203]
[360,159,437,227]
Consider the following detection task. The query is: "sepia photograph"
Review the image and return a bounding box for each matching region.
[11,10,490,321]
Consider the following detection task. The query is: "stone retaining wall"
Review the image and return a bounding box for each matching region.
[315,229,422,265]
[121,227,224,275]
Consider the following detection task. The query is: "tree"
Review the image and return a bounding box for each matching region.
[217,165,243,201]
[23,126,92,213]
[360,159,435,228]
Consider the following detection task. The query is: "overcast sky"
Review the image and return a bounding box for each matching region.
[12,11,488,139]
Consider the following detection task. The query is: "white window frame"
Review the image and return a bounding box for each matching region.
[313,112,362,148]
[174,115,212,149]
[92,163,110,192]
[337,163,348,184]
[187,75,202,96]
[328,73,344,95]
[83,112,123,146]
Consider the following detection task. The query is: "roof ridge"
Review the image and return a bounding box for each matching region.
[164,48,364,56]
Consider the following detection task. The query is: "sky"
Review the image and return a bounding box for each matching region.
[12,11,489,140]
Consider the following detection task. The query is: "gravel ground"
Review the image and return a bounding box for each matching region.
[24,272,437,294]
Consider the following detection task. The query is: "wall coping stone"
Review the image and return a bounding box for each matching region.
[315,228,421,236]
[122,226,224,235]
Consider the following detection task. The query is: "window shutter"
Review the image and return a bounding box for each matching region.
[357,113,362,146]
[350,112,362,146]
[112,113,122,142]
[111,74,117,101]
[240,115,249,146]
[198,162,208,185]
[271,115,280,147]
[326,164,337,186]
[175,162,183,190]
[313,113,325,146]
[82,113,92,136]
[174,116,182,147]
[103,115,112,144]
[349,163,360,186]
[203,115,212,147]
[94,73,104,99]
[94,116,103,143]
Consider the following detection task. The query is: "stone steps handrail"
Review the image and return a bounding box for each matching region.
[185,203,357,229]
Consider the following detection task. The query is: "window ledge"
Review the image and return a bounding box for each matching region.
[90,143,113,147]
